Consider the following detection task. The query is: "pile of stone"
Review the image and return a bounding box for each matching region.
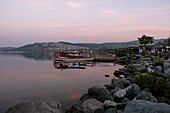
[65,56,170,113]
[65,79,170,113]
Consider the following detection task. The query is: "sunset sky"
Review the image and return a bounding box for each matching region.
[0,0,170,47]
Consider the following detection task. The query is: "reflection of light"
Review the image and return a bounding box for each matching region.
[113,65,116,67]
[74,65,79,67]
[94,65,98,67]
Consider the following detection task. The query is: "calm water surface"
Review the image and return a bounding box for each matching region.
[0,51,123,113]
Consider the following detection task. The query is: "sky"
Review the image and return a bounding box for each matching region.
[0,0,170,47]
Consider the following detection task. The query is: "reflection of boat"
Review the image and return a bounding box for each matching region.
[54,62,87,71]
[53,61,117,71]
[54,52,95,61]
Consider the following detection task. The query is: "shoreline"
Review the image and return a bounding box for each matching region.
[5,55,170,113]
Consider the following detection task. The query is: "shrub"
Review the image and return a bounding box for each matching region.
[150,56,155,61]
[141,50,147,56]
[136,73,170,104]
[153,59,163,66]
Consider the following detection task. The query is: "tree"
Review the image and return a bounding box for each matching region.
[138,35,154,48]
[166,38,170,46]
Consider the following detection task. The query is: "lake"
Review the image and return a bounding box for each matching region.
[0,51,123,113]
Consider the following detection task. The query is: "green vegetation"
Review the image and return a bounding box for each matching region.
[136,72,170,104]
[153,58,164,67]
[150,56,155,61]
[141,49,147,56]
[138,35,154,49]
[166,38,170,46]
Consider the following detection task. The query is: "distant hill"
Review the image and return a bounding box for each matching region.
[13,42,88,51]
[0,47,16,51]
[59,39,167,49]
[2,38,168,51]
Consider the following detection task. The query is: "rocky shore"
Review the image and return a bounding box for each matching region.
[5,55,170,113]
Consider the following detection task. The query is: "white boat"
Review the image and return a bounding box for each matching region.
[54,52,95,61]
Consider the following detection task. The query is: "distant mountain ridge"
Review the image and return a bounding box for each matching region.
[0,47,16,51]
[58,39,166,48]
[1,38,167,51]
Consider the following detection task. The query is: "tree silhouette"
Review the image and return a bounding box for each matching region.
[138,35,154,48]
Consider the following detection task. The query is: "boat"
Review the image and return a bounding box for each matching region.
[54,51,95,61]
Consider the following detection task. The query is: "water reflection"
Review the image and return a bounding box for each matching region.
[54,61,117,71]
[0,51,54,61]
[0,51,122,113]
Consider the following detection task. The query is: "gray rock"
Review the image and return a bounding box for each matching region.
[88,86,106,95]
[111,79,131,88]
[146,67,154,73]
[98,89,114,102]
[105,108,117,113]
[113,85,132,99]
[131,64,142,67]
[155,66,162,73]
[117,102,128,109]
[80,94,91,102]
[121,79,131,87]
[136,66,146,72]
[66,100,82,113]
[143,57,151,61]
[124,100,170,113]
[131,83,140,96]
[117,110,124,113]
[105,75,110,77]
[111,79,124,88]
[110,87,121,95]
[164,62,170,74]
[114,70,122,77]
[121,98,130,103]
[6,100,63,113]
[104,100,117,107]
[80,98,104,113]
[104,84,115,89]
[136,91,158,102]
[142,88,151,92]
[128,77,136,83]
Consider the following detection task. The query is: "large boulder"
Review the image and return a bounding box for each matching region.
[88,86,106,95]
[104,84,116,89]
[6,100,63,113]
[124,100,170,113]
[111,79,124,89]
[146,67,154,73]
[98,89,114,102]
[110,87,121,95]
[111,79,131,88]
[113,85,132,99]
[131,83,140,96]
[155,66,162,74]
[164,62,170,74]
[136,91,158,102]
[104,108,117,113]
[113,83,140,100]
[104,100,117,107]
[80,98,104,113]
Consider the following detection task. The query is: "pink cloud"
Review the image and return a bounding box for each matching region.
[66,1,82,8]
[103,9,118,15]
[40,24,83,28]
[0,22,85,28]
[18,0,58,11]
[0,32,6,35]
[134,26,170,32]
